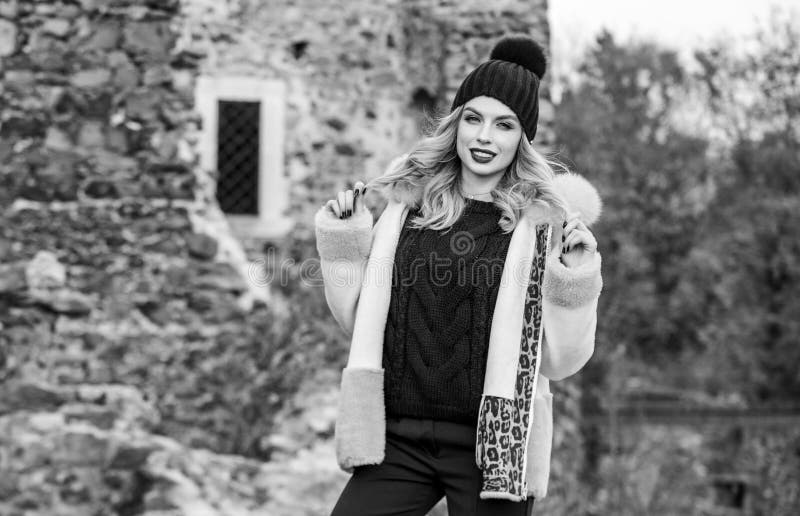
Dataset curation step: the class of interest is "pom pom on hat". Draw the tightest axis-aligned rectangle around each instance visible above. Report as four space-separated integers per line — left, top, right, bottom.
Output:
490 36 547 80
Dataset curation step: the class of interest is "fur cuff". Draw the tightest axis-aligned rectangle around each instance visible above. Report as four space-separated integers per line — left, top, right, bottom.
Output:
542 251 602 308
335 367 386 472
314 206 373 262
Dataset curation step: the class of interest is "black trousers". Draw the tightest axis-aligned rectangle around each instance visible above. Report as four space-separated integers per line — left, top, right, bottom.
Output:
331 416 535 516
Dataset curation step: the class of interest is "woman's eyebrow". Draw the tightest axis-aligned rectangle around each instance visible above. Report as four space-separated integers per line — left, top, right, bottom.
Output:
464 107 517 121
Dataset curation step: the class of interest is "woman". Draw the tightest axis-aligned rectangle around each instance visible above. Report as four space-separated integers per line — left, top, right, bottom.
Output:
315 35 602 516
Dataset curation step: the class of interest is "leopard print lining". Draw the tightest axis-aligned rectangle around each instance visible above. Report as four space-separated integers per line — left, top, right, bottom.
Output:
475 223 550 500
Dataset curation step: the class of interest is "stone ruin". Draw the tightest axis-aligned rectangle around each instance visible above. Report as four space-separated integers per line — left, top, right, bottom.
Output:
0 1 556 514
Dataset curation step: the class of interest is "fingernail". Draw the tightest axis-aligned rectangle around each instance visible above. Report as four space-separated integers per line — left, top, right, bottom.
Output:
354 190 360 199
347 210 351 216
363 187 368 194
562 221 567 228
562 246 566 254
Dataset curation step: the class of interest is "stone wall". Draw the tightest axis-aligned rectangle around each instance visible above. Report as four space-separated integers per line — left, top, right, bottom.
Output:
180 0 553 245
0 1 295 513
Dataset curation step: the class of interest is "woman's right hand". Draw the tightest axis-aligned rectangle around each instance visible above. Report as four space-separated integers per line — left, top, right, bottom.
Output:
324 181 367 219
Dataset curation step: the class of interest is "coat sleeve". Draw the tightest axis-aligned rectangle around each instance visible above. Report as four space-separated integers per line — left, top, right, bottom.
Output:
314 205 375 337
539 247 603 381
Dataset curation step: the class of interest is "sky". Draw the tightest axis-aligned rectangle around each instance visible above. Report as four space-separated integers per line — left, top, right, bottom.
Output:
549 0 799 76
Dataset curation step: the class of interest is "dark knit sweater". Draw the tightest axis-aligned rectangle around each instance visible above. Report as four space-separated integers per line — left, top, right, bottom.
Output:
383 198 514 424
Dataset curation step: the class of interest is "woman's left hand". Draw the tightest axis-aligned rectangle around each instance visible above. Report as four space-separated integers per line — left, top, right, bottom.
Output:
560 212 598 268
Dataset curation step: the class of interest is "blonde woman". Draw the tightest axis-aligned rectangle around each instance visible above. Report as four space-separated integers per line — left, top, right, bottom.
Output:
316 36 603 516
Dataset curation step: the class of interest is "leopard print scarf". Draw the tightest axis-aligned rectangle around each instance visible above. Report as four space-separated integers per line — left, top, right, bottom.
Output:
475 223 550 501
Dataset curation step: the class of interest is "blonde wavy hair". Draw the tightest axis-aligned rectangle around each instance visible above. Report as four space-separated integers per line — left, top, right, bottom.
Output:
369 105 569 234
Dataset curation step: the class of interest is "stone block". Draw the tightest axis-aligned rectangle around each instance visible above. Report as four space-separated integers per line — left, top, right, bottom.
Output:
123 21 174 58
0 381 65 414
30 288 95 316
0 262 27 294
53 430 110 466
3 68 34 91
0 0 19 19
0 471 20 499
79 19 121 50
77 121 106 149
185 233 218 260
108 441 159 469
84 179 121 199
26 250 67 289
28 411 66 432
45 126 74 151
41 18 72 38
105 127 130 153
143 64 173 86
125 89 161 122
61 404 116 430
0 18 17 56
70 68 111 89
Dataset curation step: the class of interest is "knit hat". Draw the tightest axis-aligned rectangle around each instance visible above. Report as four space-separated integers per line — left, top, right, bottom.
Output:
451 35 547 141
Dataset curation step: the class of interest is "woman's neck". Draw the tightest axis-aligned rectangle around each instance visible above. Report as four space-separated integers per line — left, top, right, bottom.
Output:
459 168 503 201
463 191 494 201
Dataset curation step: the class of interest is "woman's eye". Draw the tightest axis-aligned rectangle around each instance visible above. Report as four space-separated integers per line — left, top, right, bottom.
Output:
498 122 513 130
465 115 480 123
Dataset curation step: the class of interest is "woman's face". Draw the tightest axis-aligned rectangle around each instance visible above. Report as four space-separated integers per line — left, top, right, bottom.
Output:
456 96 523 181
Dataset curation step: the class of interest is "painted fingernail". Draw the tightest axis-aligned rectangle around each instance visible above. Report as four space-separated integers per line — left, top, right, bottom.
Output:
347 210 351 216
562 221 567 228
354 189 360 199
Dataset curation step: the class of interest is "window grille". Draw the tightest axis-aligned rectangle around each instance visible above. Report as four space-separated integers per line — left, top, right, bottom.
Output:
216 100 260 215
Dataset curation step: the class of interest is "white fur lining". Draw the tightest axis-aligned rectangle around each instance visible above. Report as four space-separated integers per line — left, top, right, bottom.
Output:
335 367 386 472
542 251 602 308
314 206 373 262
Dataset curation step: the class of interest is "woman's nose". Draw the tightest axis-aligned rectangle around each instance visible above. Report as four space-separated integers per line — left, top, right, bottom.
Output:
477 123 492 143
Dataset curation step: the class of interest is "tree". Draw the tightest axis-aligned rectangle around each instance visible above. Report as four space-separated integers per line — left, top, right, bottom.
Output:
692 9 800 401
554 31 714 367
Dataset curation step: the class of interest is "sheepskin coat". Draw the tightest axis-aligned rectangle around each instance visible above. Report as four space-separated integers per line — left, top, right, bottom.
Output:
314 173 603 501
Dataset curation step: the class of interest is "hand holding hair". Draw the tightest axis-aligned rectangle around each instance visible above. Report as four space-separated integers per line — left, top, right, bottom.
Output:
325 181 368 219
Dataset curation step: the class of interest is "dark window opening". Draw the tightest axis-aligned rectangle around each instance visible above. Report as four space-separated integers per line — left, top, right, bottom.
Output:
712 477 747 509
216 100 260 215
290 40 309 59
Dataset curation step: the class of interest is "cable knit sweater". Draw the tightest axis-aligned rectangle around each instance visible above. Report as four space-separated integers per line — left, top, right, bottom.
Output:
384 199 513 424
